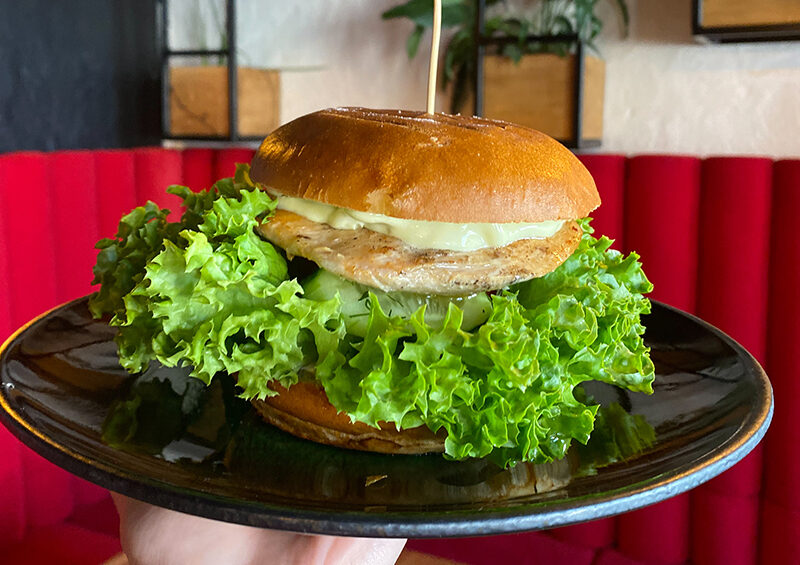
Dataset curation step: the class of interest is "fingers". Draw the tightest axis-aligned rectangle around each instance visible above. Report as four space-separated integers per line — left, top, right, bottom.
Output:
288 535 407 565
111 494 407 565
113 494 290 565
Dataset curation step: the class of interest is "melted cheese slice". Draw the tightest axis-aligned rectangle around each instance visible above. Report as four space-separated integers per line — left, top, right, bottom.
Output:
269 191 564 252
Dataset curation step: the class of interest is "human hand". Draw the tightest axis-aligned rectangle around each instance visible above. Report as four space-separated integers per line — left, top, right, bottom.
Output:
112 494 407 565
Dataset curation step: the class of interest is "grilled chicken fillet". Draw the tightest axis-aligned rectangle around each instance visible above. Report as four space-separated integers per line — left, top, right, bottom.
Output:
257 210 582 295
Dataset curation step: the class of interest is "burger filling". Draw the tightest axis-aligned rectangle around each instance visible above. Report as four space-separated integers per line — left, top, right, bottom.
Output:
269 189 565 252
91 165 654 467
256 210 582 295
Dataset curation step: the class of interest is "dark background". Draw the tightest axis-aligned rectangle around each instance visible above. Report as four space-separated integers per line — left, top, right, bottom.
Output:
0 0 161 152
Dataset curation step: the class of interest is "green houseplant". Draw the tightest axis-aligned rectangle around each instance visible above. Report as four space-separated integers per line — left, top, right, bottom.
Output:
383 0 628 118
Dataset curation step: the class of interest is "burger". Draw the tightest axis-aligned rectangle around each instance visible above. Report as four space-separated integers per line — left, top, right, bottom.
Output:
90 107 654 467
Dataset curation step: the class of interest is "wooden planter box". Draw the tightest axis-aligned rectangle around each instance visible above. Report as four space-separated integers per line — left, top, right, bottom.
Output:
700 0 800 27
481 53 605 142
168 66 280 137
694 0 800 41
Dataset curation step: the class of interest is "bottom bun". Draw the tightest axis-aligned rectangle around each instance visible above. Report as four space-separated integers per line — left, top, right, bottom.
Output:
252 382 446 454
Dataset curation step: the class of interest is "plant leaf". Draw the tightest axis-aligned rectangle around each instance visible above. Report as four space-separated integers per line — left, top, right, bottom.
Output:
407 24 425 58
382 0 468 29
450 57 473 114
612 0 630 36
502 43 523 64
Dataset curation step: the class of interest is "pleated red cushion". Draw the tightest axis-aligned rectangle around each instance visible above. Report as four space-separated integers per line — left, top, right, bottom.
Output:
0 426 25 549
0 153 59 329
763 159 800 501
133 148 183 219
1 149 797 565
760 500 800 565
213 148 256 180
549 519 616 550
693 157 773 565
594 547 652 565
19 446 76 531
70 476 112 508
617 496 689 565
2 523 121 565
578 154 626 246
760 160 800 562
693 489 760 565
67 495 120 539
0 158 12 342
762 408 800 504
407 532 596 565
182 148 215 192
50 152 100 303
624 155 701 312
0 147 260 565
696 157 772 363
615 155 701 565
95 150 138 239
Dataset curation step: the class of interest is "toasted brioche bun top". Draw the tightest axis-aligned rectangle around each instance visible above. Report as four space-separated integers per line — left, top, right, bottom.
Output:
250 107 600 224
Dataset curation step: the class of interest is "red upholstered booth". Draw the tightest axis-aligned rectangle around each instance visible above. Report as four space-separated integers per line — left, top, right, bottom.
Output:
0 148 797 564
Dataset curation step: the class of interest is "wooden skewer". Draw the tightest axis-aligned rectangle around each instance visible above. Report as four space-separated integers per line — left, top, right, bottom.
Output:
427 0 442 115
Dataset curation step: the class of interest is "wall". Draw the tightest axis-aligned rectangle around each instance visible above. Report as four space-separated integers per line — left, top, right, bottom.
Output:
170 0 800 157
0 1 161 152
597 0 800 157
168 0 435 122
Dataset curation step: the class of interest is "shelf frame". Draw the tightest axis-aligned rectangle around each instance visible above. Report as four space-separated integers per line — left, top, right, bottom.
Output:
472 0 601 150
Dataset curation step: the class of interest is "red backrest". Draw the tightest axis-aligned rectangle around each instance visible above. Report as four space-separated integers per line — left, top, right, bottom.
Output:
411 154 800 565
0 147 255 551
0 149 797 564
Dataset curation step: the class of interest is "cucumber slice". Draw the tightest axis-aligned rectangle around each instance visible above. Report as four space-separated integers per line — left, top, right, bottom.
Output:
302 269 492 337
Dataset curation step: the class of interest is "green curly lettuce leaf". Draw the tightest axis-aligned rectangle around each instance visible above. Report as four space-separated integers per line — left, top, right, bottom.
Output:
515 220 654 393
312 224 654 466
112 186 345 399
92 166 654 467
90 202 177 318
576 401 656 474
91 163 343 398
89 165 260 319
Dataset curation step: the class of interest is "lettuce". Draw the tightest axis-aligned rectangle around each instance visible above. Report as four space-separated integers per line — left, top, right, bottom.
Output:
91 166 654 467
107 170 344 400
576 401 657 473
90 201 176 319
314 222 653 466
90 166 260 319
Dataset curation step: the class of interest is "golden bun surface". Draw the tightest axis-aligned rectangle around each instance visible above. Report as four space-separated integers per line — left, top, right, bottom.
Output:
253 382 445 455
250 107 600 224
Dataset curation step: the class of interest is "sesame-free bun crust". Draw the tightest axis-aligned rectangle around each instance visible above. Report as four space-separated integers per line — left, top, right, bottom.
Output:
253 382 446 455
250 107 599 224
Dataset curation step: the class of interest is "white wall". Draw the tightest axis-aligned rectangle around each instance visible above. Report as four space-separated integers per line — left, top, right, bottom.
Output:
168 0 436 119
597 0 800 157
169 0 800 157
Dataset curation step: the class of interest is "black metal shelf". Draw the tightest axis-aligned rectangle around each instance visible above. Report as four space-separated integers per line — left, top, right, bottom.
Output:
167 49 229 57
158 0 246 142
692 0 800 43
472 0 599 150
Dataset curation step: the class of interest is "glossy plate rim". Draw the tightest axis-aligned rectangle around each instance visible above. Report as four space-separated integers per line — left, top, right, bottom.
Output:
0 298 773 538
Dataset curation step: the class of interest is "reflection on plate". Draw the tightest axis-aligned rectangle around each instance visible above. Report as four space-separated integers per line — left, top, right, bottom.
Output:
0 298 772 537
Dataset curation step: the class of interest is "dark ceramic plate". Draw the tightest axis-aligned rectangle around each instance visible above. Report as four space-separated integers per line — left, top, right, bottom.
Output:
0 298 772 538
